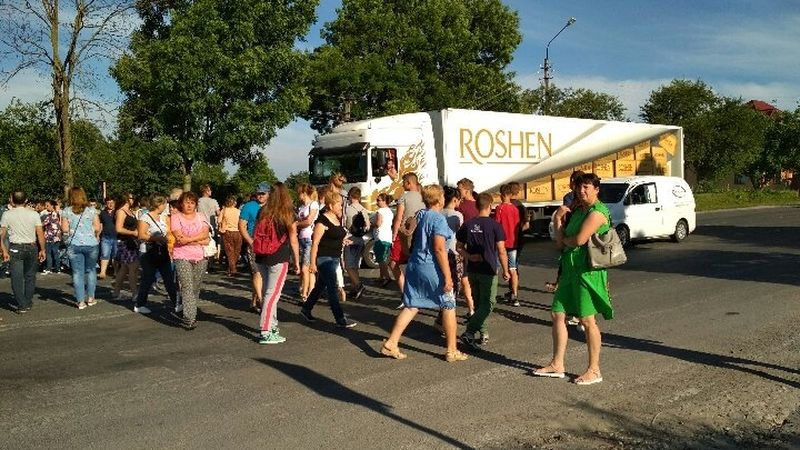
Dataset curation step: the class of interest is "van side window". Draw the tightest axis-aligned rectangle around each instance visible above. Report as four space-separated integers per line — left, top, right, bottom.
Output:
629 183 658 205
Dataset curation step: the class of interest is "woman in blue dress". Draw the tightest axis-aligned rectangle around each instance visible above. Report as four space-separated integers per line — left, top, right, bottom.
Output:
380 184 468 362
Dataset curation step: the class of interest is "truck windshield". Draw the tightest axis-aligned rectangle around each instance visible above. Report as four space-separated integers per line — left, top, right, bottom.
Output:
309 150 368 185
599 183 628 204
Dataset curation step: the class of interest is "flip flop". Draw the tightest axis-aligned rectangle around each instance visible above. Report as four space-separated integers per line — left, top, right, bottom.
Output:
533 365 566 378
575 370 603 385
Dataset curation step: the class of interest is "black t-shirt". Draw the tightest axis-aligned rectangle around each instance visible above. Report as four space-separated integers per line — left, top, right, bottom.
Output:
99 209 117 238
255 220 292 266
315 213 347 258
456 216 506 275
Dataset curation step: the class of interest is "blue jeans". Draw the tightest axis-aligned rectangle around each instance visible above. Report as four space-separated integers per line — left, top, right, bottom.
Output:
68 245 99 302
99 236 117 261
303 256 346 323
136 251 177 307
9 243 39 309
45 242 61 272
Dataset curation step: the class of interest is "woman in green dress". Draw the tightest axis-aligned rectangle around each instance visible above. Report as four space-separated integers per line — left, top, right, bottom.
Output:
534 173 613 385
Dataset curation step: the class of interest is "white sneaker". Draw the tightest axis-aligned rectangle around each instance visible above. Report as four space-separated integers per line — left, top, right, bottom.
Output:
175 303 183 313
133 305 152 314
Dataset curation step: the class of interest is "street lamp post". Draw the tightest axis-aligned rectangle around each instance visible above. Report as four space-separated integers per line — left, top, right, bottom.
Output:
542 17 576 114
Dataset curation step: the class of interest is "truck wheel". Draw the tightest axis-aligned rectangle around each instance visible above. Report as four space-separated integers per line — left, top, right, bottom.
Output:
672 219 689 243
362 239 379 269
616 225 630 248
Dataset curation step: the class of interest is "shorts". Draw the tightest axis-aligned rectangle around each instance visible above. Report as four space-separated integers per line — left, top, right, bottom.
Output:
247 245 258 273
100 236 117 260
344 240 364 269
389 234 408 265
299 238 312 266
506 249 518 270
373 240 392 264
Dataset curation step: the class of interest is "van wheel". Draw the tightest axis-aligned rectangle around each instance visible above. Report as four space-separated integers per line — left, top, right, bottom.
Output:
615 225 630 248
672 219 689 243
362 239 379 269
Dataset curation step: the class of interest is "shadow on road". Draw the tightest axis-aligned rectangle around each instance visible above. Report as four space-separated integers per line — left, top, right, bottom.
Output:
695 224 800 250
256 358 476 450
603 333 800 389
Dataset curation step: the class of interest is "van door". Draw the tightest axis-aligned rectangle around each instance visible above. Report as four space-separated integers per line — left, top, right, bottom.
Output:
625 182 662 238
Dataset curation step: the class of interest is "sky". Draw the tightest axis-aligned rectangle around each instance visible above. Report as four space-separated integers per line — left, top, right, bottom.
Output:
2 0 799 180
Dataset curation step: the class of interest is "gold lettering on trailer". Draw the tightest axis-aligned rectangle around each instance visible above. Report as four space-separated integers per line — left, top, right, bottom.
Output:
459 127 553 165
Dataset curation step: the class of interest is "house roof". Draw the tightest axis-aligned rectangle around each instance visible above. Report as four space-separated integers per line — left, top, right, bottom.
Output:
746 100 781 117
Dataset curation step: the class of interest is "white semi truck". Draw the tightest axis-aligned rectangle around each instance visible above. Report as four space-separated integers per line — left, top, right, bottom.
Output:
308 108 684 237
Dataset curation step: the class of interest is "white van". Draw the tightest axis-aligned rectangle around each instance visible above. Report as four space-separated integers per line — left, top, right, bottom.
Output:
598 176 696 246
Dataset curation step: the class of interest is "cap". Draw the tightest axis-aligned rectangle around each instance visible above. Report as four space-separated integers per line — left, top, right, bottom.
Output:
255 181 271 194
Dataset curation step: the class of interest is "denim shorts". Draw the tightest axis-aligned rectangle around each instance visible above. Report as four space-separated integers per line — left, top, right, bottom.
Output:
100 236 117 260
343 241 364 269
299 238 312 266
506 249 518 270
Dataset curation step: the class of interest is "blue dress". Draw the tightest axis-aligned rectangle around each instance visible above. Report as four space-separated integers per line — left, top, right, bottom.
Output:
402 209 454 310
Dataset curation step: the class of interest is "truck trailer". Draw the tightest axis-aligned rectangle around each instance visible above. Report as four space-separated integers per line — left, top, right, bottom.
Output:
308 108 684 236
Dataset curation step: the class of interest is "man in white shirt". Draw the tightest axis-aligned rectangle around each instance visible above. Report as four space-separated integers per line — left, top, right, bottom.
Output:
0 191 46 313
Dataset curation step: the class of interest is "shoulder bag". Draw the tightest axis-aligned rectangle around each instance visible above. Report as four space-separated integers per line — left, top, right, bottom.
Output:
586 228 627 269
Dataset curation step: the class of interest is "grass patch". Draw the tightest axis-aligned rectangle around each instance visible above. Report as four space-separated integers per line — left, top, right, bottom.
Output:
696 189 800 211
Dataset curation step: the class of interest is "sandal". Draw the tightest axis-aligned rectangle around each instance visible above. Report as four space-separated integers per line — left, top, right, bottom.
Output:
380 341 407 360
445 350 468 362
86 298 97 307
575 369 603 385
532 364 566 378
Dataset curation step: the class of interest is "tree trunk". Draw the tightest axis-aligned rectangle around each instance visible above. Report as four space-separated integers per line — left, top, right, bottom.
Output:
54 79 74 200
182 159 193 192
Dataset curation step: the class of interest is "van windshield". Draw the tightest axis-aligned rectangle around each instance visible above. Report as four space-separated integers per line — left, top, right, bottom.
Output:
308 149 368 185
599 183 628 204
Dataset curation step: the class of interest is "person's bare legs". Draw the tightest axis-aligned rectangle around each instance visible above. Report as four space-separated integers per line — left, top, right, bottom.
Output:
99 259 110 278
460 276 474 314
251 271 262 308
537 312 567 374
510 270 519 297
441 308 459 353
390 261 404 293
378 263 392 282
384 307 418 349
300 266 311 300
577 315 602 382
346 268 361 289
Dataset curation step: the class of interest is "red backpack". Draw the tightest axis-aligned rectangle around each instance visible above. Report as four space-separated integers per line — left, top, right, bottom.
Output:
252 218 287 256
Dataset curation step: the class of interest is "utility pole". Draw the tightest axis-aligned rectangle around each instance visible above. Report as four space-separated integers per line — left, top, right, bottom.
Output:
542 17 576 115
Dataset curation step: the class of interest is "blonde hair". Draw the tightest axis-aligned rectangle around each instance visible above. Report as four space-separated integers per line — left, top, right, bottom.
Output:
68 187 88 214
323 189 342 207
150 194 167 208
297 183 317 201
421 184 443 208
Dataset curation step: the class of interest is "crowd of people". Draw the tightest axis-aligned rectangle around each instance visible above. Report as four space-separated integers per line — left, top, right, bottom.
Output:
0 171 613 385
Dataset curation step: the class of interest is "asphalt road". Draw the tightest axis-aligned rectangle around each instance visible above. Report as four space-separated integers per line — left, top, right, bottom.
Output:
1 206 799 449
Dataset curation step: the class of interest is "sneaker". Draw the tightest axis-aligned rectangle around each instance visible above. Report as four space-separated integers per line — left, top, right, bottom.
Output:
42 270 51 275
511 296 520 307
354 284 366 300
336 318 357 328
86 298 97 307
477 332 490 346
77 301 87 310
175 302 184 313
133 305 152 314
16 307 30 314
299 308 316 323
258 331 287 345
395 300 405 310
459 331 476 347
567 317 580 326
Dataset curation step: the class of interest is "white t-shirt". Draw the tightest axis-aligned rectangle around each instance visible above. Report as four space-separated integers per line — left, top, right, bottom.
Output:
138 212 169 254
297 201 319 240
375 207 393 242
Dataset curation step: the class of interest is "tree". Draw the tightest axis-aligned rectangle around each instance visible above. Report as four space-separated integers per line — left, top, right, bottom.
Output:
304 0 522 133
112 0 318 191
519 85 626 121
748 108 800 190
685 98 770 184
640 79 718 125
229 155 278 198
1 0 134 198
0 101 60 199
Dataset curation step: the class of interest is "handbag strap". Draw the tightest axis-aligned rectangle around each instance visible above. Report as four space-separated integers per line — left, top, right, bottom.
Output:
66 208 87 247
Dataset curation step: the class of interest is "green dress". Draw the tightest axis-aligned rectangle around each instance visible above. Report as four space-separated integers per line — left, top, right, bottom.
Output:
552 202 614 320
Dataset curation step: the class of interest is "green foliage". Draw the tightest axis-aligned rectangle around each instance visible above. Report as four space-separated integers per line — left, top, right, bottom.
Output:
0 101 60 199
685 98 770 184
304 0 522 132
229 155 278 197
640 79 718 125
519 85 626 120
695 188 799 211
743 109 800 188
112 0 318 185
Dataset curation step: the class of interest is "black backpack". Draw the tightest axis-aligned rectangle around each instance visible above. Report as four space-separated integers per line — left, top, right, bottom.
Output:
350 210 368 237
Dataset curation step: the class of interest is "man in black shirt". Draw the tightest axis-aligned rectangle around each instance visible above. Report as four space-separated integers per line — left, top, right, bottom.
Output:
98 196 118 279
